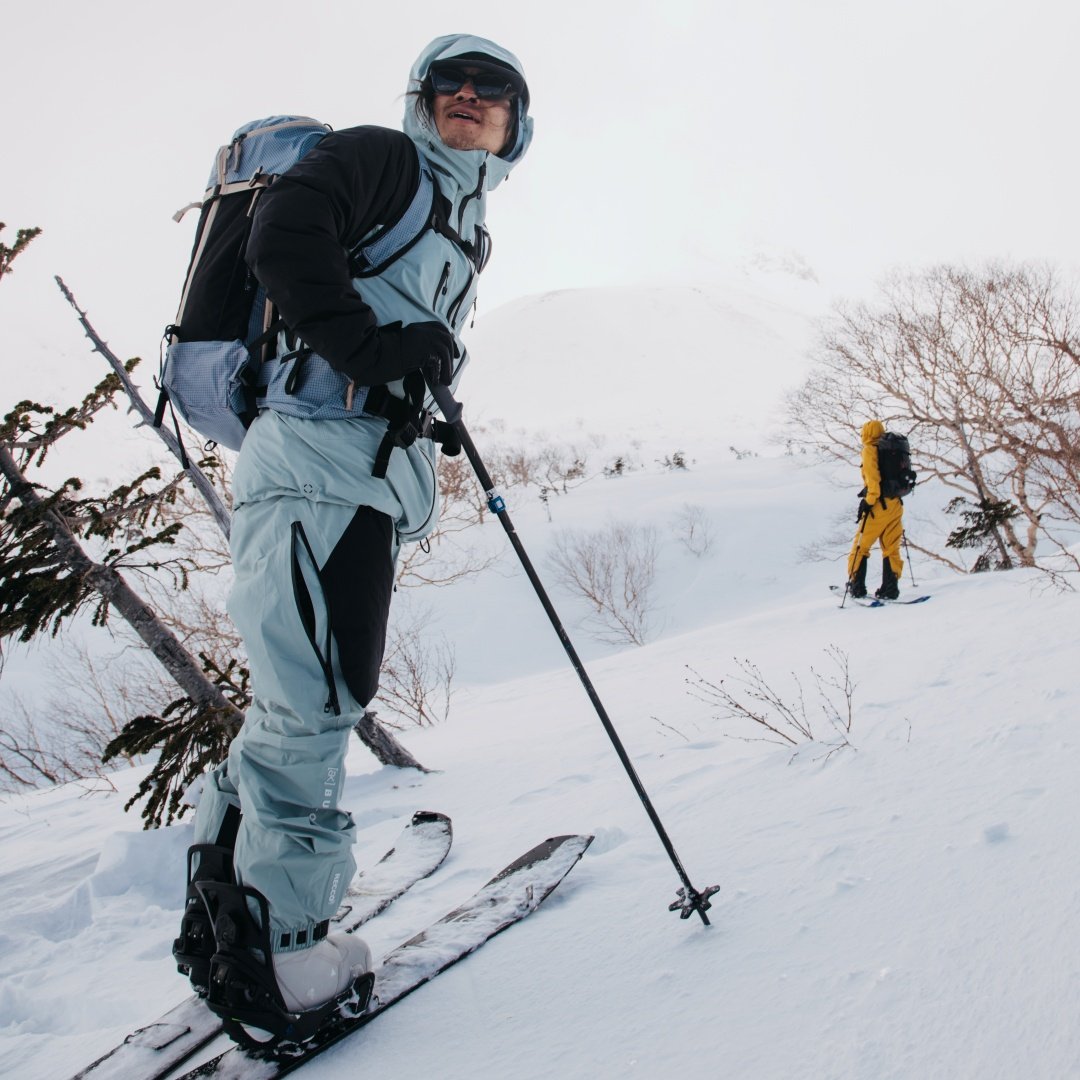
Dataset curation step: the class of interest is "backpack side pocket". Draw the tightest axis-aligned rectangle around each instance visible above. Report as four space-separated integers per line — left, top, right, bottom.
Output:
161 339 255 451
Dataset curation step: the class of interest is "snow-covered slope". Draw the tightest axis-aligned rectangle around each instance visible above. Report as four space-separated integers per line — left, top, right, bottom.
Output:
464 278 820 451
2 280 1079 1080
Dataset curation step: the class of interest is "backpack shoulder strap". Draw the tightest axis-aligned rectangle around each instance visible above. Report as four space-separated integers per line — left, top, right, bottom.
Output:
349 146 436 276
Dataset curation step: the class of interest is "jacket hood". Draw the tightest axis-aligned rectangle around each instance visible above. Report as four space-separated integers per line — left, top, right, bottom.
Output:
403 34 533 189
862 419 885 444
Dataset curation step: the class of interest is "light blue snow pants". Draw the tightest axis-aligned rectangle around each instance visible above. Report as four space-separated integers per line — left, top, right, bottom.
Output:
194 494 398 950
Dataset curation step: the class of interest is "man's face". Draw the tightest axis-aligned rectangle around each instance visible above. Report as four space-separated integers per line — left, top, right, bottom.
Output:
432 66 513 155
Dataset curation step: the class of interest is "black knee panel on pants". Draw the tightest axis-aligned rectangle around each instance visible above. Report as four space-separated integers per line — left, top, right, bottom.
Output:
320 507 395 708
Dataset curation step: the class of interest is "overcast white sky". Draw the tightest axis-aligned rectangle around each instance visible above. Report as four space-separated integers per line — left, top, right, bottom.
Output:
3 0 1079 405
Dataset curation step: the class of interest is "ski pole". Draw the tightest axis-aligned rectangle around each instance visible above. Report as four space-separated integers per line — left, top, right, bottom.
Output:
841 503 871 609
902 532 917 587
429 383 719 926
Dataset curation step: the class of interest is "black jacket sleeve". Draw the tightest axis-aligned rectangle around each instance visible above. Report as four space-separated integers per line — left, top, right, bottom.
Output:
245 125 421 383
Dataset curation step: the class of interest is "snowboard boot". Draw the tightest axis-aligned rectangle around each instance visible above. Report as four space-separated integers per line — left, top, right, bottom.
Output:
848 555 869 599
874 559 899 600
274 935 374 1014
196 878 374 1052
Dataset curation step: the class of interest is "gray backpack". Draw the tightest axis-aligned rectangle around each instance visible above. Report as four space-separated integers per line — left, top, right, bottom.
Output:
156 116 433 452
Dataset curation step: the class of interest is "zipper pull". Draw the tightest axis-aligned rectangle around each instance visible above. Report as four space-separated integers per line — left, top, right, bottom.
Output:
433 261 451 307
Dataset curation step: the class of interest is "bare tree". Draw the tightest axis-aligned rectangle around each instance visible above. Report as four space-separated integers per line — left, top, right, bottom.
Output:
787 261 1080 574
548 521 660 645
0 401 239 721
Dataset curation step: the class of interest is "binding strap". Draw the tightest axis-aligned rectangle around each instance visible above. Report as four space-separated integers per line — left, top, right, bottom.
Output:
197 879 373 1052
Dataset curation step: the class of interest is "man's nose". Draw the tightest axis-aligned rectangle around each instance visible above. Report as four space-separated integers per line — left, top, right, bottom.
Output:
454 81 479 100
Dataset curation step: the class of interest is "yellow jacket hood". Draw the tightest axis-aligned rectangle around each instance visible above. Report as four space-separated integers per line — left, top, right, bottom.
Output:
862 420 885 445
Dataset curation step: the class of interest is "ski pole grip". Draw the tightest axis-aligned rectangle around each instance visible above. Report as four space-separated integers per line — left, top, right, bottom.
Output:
428 381 463 426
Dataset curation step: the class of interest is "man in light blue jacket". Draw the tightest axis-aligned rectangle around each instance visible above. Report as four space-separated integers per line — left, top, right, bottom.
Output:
174 34 532 1042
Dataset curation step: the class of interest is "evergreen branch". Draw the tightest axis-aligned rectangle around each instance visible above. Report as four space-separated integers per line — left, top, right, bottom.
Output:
0 442 243 727
1 380 126 469
0 224 42 282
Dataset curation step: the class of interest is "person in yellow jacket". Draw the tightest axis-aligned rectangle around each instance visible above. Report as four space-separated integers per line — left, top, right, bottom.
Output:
847 419 904 599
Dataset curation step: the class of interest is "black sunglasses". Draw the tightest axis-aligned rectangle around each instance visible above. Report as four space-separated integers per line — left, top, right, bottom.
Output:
429 63 521 100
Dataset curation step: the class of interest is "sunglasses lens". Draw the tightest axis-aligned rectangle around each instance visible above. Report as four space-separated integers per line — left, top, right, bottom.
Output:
430 68 463 95
430 65 518 99
472 74 515 98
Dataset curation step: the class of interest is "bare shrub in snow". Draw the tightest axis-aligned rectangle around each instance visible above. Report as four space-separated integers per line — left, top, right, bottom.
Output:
375 605 456 727
657 450 690 471
602 455 642 478
538 443 588 494
0 693 120 792
687 645 857 760
672 503 713 557
548 522 659 646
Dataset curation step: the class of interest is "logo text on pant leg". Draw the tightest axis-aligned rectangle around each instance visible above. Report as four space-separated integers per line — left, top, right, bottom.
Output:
327 870 343 907
321 767 339 810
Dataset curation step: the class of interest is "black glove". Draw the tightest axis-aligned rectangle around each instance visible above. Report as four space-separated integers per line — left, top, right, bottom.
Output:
857 498 873 521
338 320 457 388
434 419 462 457
399 321 457 387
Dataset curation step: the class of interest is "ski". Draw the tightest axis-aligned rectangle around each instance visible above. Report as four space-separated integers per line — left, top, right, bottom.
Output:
855 596 933 604
173 833 593 1080
71 811 452 1080
830 585 931 607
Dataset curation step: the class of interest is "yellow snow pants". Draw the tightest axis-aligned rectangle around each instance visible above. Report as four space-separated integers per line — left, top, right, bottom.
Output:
848 498 904 578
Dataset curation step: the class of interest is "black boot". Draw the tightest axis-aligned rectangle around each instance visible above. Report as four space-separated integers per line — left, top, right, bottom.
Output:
848 555 868 598
874 559 899 600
